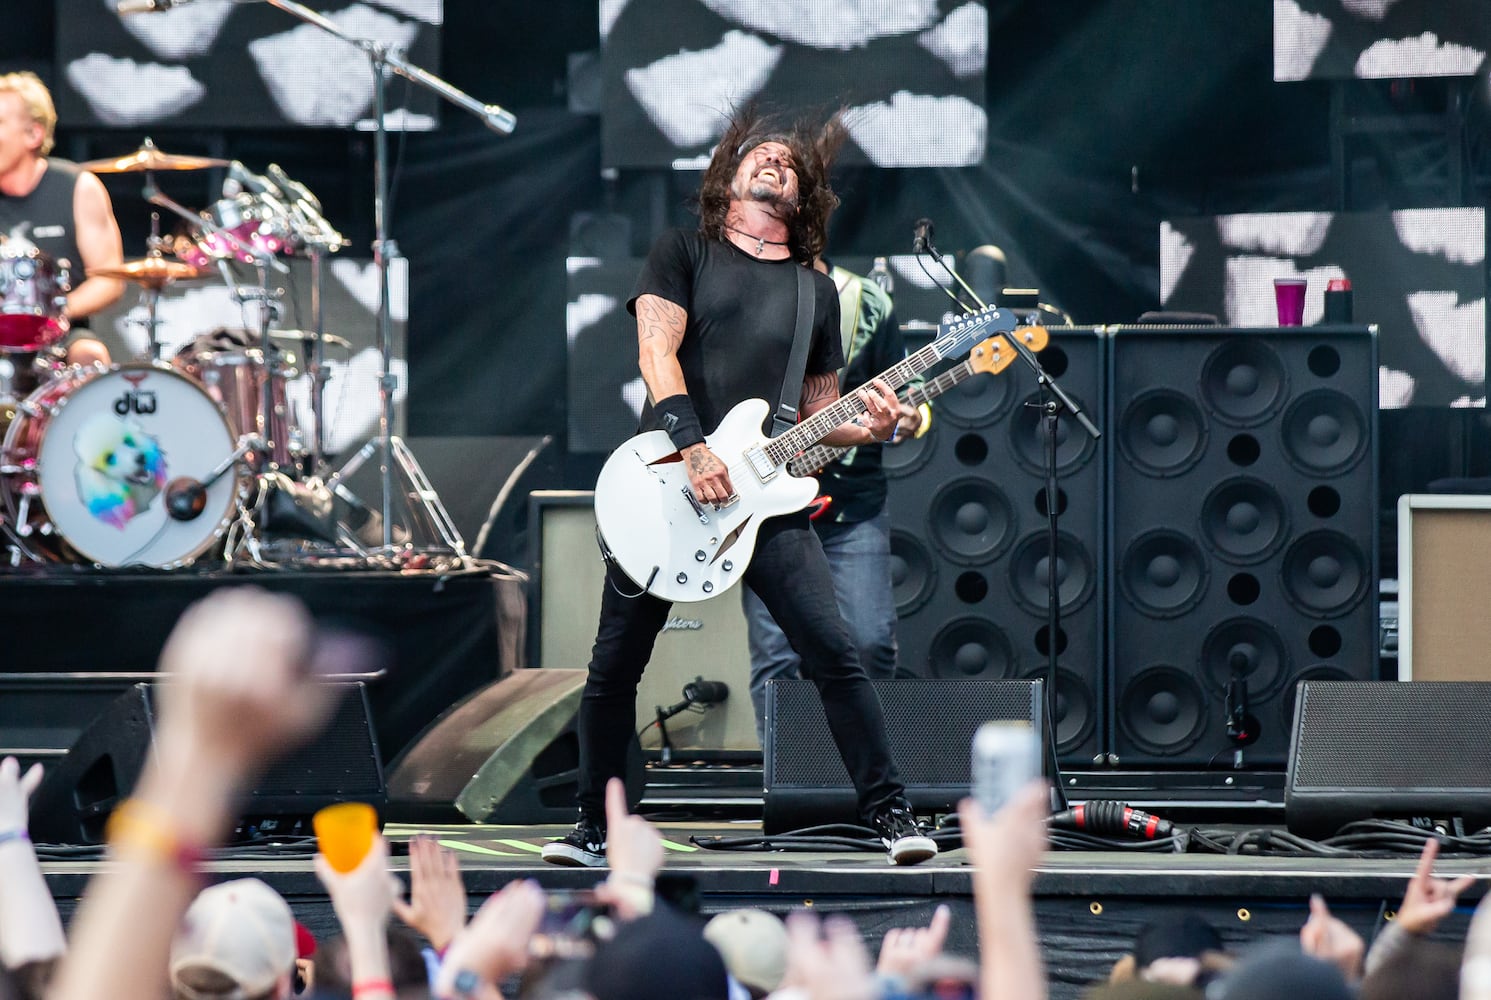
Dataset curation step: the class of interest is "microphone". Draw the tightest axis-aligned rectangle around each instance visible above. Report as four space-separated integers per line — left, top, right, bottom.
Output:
1050 800 1175 841
164 435 264 520
165 477 208 521
682 678 729 705
116 0 192 12
912 217 934 254
1224 650 1259 747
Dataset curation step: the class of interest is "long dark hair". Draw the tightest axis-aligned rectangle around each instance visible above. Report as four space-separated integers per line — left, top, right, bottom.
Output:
693 104 846 264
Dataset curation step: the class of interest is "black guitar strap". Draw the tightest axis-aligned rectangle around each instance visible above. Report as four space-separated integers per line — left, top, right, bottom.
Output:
771 264 816 437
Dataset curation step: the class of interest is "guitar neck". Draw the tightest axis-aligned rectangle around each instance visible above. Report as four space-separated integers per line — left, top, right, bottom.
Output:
786 357 978 476
765 336 959 468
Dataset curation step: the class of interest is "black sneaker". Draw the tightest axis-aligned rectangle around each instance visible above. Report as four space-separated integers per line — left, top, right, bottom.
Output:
871 801 938 866
541 815 607 867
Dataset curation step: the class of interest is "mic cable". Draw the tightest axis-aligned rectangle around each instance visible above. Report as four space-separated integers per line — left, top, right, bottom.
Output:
1050 800 1174 840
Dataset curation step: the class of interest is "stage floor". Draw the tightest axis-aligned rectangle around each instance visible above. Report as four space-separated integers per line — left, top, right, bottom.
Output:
37 818 1487 1000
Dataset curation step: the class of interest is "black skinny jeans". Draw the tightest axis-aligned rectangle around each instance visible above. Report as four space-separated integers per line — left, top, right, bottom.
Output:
576 510 905 824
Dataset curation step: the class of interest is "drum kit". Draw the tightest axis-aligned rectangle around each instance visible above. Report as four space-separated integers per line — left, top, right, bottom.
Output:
0 138 455 572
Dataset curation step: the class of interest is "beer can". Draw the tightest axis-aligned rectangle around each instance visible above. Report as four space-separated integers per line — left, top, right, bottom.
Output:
971 720 1040 816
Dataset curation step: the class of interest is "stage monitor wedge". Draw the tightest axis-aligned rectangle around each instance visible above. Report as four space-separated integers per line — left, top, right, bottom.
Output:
1286 681 1491 839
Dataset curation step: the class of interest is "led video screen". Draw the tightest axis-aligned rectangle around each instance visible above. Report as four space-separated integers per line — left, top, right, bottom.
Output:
601 0 988 169
1274 0 1490 81
57 0 441 129
1160 208 1486 408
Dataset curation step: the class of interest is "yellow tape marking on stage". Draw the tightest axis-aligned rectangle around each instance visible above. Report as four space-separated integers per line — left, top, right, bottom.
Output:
660 838 697 853
437 839 521 856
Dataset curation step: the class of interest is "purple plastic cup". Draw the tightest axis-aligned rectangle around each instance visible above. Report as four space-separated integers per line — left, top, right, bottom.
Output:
1273 277 1307 327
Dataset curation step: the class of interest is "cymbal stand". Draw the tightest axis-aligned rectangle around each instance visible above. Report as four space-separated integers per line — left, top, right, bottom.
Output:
261 0 514 560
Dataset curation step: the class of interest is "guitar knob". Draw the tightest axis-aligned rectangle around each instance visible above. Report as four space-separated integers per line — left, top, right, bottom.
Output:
702 582 714 594
695 550 706 562
675 573 688 585
722 560 733 572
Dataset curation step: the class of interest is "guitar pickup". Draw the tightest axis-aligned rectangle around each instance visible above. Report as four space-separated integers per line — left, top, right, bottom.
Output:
744 445 776 483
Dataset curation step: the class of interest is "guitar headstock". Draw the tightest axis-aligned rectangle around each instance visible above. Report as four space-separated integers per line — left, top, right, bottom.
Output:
931 305 1018 362
968 326 1050 376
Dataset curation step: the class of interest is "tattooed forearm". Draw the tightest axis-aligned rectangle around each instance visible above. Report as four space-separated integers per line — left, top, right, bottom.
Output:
687 448 720 475
801 372 839 410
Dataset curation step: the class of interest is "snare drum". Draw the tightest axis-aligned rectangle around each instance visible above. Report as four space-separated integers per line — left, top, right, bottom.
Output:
1 363 242 567
174 329 300 470
0 244 70 354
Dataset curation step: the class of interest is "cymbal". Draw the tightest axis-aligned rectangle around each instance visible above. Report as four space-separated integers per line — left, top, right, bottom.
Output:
88 256 204 289
269 329 353 349
77 138 228 174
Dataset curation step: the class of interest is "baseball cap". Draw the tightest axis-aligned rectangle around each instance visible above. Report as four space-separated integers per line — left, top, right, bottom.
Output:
583 907 729 1000
703 909 789 997
170 878 297 1000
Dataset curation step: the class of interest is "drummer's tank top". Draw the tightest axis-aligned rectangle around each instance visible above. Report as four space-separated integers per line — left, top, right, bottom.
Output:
0 159 87 291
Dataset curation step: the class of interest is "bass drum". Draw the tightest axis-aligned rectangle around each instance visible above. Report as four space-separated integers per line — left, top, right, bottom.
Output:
1 363 242 567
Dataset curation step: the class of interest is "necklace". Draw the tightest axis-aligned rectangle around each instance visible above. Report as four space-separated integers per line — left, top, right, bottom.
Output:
725 223 788 256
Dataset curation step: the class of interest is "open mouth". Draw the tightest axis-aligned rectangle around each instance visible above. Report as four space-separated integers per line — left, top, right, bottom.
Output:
756 167 780 183
126 469 154 486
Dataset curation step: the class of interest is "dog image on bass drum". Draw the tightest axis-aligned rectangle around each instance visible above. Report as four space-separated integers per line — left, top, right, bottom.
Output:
72 411 168 529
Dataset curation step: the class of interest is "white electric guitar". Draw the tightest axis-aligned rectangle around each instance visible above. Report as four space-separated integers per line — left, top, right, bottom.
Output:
593 305 1028 603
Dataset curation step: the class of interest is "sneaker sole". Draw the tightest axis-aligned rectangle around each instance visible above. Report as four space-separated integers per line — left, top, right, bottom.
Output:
540 844 607 867
886 836 938 866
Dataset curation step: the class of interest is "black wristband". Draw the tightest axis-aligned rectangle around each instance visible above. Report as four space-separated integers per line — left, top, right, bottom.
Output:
653 393 706 451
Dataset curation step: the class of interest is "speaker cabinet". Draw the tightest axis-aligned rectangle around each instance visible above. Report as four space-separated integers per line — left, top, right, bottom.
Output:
527 491 759 753
1108 325 1378 766
887 327 1104 767
1397 494 1491 681
385 668 643 824
762 678 1045 833
1286 680 1491 837
31 682 384 845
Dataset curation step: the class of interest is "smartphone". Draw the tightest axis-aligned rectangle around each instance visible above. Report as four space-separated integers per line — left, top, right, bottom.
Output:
540 889 609 939
971 720 1040 816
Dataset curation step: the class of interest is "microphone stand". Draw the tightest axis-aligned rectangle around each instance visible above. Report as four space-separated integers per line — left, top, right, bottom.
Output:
259 0 515 559
920 237 1100 813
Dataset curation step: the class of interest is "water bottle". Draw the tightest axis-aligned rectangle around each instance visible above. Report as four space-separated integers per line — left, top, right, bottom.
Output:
868 256 893 295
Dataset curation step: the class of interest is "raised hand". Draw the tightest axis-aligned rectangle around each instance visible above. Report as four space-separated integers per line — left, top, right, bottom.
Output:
1397 838 1476 935
876 904 951 981
780 911 877 1000
1299 893 1365 983
434 879 547 997
0 756 42 834
391 835 468 952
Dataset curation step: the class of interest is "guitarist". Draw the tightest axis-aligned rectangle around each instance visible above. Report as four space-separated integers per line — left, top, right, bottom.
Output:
741 257 928 746
542 109 939 868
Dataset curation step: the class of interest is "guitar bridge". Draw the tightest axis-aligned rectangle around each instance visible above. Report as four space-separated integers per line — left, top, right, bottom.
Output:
744 445 776 483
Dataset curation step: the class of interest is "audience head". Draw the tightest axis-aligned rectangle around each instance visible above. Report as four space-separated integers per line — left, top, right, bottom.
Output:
169 879 296 1000
583 906 729 1000
1360 937 1462 1000
702 909 788 998
311 925 428 1000
1207 941 1352 1000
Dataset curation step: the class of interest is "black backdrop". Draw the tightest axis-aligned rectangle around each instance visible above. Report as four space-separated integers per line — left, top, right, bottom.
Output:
5 1 1491 568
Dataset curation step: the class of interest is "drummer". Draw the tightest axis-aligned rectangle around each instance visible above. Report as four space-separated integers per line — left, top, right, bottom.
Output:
0 71 122 372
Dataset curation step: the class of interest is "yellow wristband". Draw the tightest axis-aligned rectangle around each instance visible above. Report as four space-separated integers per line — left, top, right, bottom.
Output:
105 799 206 874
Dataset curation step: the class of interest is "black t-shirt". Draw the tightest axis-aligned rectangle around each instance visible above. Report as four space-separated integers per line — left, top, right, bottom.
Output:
627 228 842 437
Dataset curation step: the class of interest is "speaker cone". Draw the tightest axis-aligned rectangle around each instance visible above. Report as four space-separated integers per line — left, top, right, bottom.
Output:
1118 389 1207 477
1282 389 1367 476
928 617 1015 679
882 424 937 478
938 364 1017 427
1200 477 1288 564
1117 666 1207 756
928 477 1017 565
1119 529 1208 618
1201 617 1288 697
1010 391 1098 475
889 528 937 616
1021 666 1095 755
1283 530 1369 616
1008 530 1096 615
1200 339 1287 426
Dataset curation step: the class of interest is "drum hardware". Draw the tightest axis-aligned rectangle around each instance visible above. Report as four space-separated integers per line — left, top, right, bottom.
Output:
89 213 204 362
0 242 72 355
255 0 512 564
